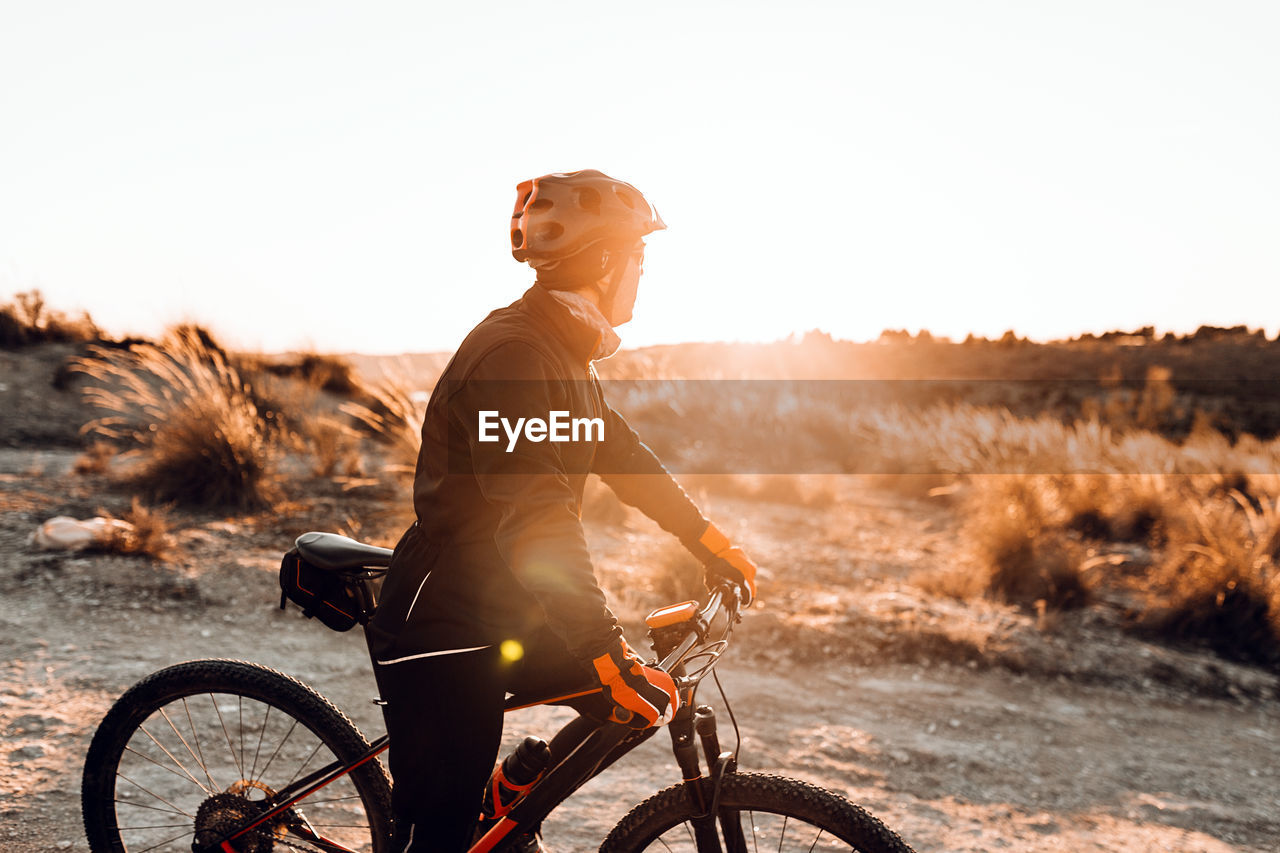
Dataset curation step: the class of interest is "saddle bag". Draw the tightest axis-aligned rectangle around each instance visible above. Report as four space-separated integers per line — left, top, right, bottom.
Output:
278 548 370 632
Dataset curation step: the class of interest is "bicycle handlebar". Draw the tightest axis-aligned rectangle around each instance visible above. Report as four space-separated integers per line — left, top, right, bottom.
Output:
656 582 742 683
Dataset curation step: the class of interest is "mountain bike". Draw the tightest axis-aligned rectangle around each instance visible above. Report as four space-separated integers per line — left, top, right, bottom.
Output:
81 532 917 853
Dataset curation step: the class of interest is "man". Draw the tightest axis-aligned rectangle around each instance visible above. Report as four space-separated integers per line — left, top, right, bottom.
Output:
366 170 758 851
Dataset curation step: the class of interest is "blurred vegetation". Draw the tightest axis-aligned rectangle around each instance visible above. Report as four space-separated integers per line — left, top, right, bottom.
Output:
93 498 178 562
74 326 283 509
0 289 101 348
12 289 1280 672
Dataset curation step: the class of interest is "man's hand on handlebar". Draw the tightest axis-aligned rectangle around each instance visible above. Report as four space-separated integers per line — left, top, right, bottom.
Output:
591 638 680 730
692 523 759 606
704 547 758 607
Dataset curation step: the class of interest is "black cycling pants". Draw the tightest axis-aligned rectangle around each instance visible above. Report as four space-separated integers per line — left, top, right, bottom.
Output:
370 626 617 853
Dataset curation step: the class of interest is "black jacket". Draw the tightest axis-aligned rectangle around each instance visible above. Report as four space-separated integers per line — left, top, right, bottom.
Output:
368 285 709 662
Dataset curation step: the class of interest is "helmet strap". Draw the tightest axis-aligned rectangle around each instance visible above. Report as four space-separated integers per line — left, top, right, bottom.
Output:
594 248 629 325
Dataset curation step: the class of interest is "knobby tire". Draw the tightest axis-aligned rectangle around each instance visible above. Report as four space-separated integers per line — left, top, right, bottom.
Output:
599 772 915 853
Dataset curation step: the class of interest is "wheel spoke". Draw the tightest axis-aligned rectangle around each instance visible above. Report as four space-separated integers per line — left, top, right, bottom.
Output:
116 772 196 819
238 695 246 779
249 703 272 782
134 828 195 853
134 723 210 794
114 799 189 818
86 663 391 853
286 738 326 789
211 693 245 779
122 743 209 793
255 715 300 783
182 696 220 792
157 707 214 794
607 773 911 852
303 794 363 805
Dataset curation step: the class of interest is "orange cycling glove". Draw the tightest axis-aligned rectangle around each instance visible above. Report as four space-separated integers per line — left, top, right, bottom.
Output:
591 639 680 730
695 523 758 606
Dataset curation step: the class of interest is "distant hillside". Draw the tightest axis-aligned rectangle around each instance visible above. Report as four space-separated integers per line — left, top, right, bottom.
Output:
347 330 1280 440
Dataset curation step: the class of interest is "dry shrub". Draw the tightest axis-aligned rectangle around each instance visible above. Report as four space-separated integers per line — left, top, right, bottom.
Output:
73 441 118 475
75 327 280 509
1142 491 1280 667
341 376 426 481
961 476 1090 611
305 415 365 479
649 540 705 604
246 352 362 396
94 498 177 561
0 289 101 348
1057 474 1173 545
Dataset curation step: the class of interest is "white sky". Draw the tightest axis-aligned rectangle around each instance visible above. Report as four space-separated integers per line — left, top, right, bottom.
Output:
2 1 1277 354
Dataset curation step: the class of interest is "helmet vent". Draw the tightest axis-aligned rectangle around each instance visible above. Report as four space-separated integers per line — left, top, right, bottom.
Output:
575 187 602 214
614 188 637 210
541 222 565 240
530 198 554 212
510 228 524 248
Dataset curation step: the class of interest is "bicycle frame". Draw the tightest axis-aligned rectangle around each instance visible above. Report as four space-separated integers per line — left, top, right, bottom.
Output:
197 589 742 853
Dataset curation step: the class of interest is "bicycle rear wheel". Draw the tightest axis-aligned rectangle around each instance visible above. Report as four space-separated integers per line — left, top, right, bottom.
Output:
600 773 914 853
82 659 393 853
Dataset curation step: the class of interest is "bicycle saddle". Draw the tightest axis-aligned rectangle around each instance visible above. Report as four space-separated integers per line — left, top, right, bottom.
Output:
295 532 393 571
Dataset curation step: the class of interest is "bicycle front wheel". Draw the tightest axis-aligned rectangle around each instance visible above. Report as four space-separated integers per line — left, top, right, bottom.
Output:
600 773 915 853
82 659 393 853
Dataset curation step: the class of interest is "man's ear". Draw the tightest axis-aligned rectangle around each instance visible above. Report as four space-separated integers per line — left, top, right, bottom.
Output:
599 249 612 269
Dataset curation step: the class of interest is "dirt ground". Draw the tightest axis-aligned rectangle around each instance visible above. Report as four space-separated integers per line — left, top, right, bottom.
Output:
1 444 1278 853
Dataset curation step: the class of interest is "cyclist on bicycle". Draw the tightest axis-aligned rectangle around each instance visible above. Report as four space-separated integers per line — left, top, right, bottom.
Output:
366 169 758 852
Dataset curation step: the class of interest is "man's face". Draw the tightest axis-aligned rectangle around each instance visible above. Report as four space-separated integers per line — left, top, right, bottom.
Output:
605 247 644 327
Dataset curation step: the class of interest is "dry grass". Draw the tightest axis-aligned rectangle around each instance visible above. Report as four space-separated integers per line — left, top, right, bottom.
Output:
30 309 1280 671
304 416 365 479
0 289 100 347
340 375 426 481
93 498 178 561
74 326 281 509
950 476 1090 611
73 441 118 476
1141 491 1280 667
647 538 706 604
241 351 363 396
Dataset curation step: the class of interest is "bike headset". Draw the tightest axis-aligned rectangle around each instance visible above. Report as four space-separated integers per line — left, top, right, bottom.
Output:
510 169 666 318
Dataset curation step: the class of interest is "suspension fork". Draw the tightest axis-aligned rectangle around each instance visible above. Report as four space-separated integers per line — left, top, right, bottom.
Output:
668 703 721 852
695 706 746 853
667 703 748 853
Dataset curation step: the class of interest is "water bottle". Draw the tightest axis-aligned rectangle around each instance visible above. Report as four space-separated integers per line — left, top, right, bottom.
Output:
479 736 552 821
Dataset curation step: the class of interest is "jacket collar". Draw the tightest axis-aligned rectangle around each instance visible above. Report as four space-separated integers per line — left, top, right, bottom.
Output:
520 284 611 366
